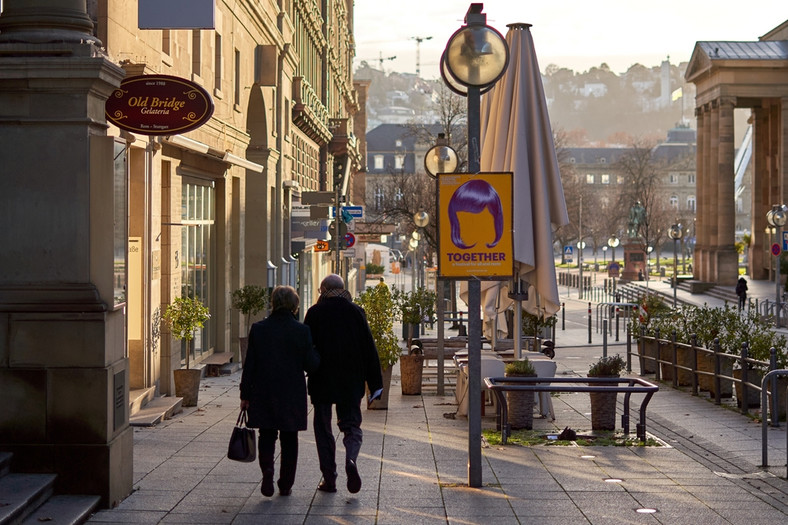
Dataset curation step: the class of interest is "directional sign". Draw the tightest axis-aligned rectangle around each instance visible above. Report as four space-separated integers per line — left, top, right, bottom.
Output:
772 243 781 257
315 240 330 252
344 232 356 248
783 231 788 251
330 205 364 219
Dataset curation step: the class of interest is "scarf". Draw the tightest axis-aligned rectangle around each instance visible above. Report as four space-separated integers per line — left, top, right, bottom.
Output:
319 288 352 302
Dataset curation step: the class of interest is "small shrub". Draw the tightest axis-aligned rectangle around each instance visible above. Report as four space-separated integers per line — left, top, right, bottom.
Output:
366 263 385 275
505 359 536 376
588 354 625 377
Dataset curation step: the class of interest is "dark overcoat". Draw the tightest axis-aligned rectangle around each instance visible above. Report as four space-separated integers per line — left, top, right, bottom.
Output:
239 308 320 431
304 296 383 405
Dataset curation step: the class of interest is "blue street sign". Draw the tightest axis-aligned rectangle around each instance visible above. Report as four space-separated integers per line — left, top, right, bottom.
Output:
783 231 788 251
564 245 573 255
331 205 364 219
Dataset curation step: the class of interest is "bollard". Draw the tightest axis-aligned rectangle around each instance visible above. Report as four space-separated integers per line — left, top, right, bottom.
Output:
587 302 592 344
770 347 780 428
740 342 749 416
626 324 632 372
562 302 566 331
615 306 620 342
602 319 608 357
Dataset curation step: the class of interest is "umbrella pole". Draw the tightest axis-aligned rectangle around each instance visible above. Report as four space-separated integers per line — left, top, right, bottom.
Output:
515 300 522 360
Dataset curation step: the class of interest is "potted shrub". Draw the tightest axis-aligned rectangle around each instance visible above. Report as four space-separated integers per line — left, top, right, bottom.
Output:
231 284 269 364
393 287 437 347
587 354 625 431
504 359 537 430
164 296 211 407
356 284 400 409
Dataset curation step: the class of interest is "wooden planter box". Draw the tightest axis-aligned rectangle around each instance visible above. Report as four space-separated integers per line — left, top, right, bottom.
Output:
505 372 536 430
658 341 693 386
400 354 424 395
638 339 658 374
696 350 733 398
733 368 763 409
589 375 619 431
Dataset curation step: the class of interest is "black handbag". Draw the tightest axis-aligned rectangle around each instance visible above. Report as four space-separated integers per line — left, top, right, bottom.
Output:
227 409 257 462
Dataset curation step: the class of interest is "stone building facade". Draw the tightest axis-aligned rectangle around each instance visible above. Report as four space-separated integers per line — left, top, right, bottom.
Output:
0 0 365 507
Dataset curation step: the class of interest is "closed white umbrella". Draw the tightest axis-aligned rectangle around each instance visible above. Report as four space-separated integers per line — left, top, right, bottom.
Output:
475 23 569 347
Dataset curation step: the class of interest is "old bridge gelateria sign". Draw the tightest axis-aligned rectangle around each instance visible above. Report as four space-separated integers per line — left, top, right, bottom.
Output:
105 74 213 136
437 172 513 279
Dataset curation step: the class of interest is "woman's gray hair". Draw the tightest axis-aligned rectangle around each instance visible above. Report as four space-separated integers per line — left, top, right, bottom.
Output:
270 285 299 312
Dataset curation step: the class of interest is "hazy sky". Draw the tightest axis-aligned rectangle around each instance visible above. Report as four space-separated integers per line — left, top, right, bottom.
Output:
353 1 786 77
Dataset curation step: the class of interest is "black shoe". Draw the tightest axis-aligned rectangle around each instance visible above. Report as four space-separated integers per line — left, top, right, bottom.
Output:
277 480 292 496
346 460 361 494
317 479 336 493
261 470 275 497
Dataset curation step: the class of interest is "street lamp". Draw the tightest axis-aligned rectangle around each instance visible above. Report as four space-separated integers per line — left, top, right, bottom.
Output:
766 204 786 326
424 134 459 178
442 3 508 488
602 245 608 265
668 223 683 309
577 240 586 299
413 211 430 290
608 235 620 297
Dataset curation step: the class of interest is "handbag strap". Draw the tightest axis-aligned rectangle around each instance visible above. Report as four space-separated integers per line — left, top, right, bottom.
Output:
236 409 248 427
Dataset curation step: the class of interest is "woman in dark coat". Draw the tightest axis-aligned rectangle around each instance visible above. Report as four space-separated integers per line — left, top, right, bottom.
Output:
240 285 320 497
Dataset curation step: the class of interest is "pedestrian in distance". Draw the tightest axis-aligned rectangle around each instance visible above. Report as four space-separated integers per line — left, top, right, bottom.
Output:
304 274 383 494
735 277 748 310
240 285 320 497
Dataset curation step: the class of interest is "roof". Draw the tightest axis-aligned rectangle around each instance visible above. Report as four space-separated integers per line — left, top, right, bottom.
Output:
696 40 788 61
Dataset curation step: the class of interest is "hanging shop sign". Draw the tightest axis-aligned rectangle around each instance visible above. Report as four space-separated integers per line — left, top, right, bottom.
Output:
437 172 513 279
105 74 214 136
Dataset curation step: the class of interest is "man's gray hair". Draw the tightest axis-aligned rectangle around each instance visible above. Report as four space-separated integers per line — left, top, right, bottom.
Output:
320 274 345 292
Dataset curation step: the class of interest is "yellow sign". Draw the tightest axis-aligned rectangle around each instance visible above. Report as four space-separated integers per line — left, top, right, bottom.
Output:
437 173 513 279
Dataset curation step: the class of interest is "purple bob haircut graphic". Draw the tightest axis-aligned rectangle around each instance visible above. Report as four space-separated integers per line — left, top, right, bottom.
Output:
447 179 504 249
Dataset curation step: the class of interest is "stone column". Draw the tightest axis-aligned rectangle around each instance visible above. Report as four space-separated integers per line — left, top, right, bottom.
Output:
0 0 131 508
751 108 769 280
715 97 738 285
706 100 720 281
695 106 706 281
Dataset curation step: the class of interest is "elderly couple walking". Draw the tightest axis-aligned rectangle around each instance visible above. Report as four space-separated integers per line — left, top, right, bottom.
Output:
239 274 383 497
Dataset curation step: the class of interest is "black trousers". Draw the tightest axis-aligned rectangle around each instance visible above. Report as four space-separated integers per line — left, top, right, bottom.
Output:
258 429 298 490
313 402 362 482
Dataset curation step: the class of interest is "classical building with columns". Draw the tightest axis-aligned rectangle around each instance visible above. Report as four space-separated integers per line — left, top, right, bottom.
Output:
685 20 788 285
0 0 365 507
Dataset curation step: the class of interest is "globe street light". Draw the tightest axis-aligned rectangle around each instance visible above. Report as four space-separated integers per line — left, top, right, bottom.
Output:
766 204 786 326
608 235 620 298
442 3 508 488
668 223 683 309
413 211 430 290
424 134 459 178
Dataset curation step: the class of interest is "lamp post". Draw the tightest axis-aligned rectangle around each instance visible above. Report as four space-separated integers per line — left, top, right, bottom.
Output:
413 210 430 290
608 235 620 297
602 245 608 265
577 240 586 299
442 3 508 488
409 234 419 293
766 205 786 327
424 134 459 178
668 224 683 309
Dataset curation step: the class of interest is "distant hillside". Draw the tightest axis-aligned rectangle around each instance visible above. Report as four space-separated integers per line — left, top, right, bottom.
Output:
355 60 694 145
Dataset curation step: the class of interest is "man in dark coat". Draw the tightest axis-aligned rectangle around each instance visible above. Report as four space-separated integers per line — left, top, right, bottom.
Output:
305 274 383 494
240 285 320 497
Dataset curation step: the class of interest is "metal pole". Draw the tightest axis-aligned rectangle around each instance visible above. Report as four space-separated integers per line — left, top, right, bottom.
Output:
578 196 583 299
603 319 608 357
437 279 445 396
334 186 341 274
467 85 482 488
673 238 678 309
587 302 592 344
777 226 782 328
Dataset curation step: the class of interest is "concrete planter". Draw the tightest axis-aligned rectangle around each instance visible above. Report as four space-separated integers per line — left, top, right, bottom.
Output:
367 366 393 410
174 368 202 407
505 372 536 430
400 354 424 395
589 375 619 431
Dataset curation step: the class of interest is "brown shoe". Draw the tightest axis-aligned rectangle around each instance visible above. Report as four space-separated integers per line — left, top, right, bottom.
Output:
317 479 336 493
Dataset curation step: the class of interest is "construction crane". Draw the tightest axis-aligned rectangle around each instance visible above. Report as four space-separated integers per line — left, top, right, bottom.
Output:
360 52 397 71
411 35 432 77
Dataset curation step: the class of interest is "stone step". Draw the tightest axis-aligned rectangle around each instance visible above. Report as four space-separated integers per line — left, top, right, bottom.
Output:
19 495 100 525
128 386 156 417
129 396 183 427
0 473 56 525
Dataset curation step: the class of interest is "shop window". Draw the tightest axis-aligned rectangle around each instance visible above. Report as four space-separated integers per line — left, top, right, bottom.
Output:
586 174 594 184
181 181 215 364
